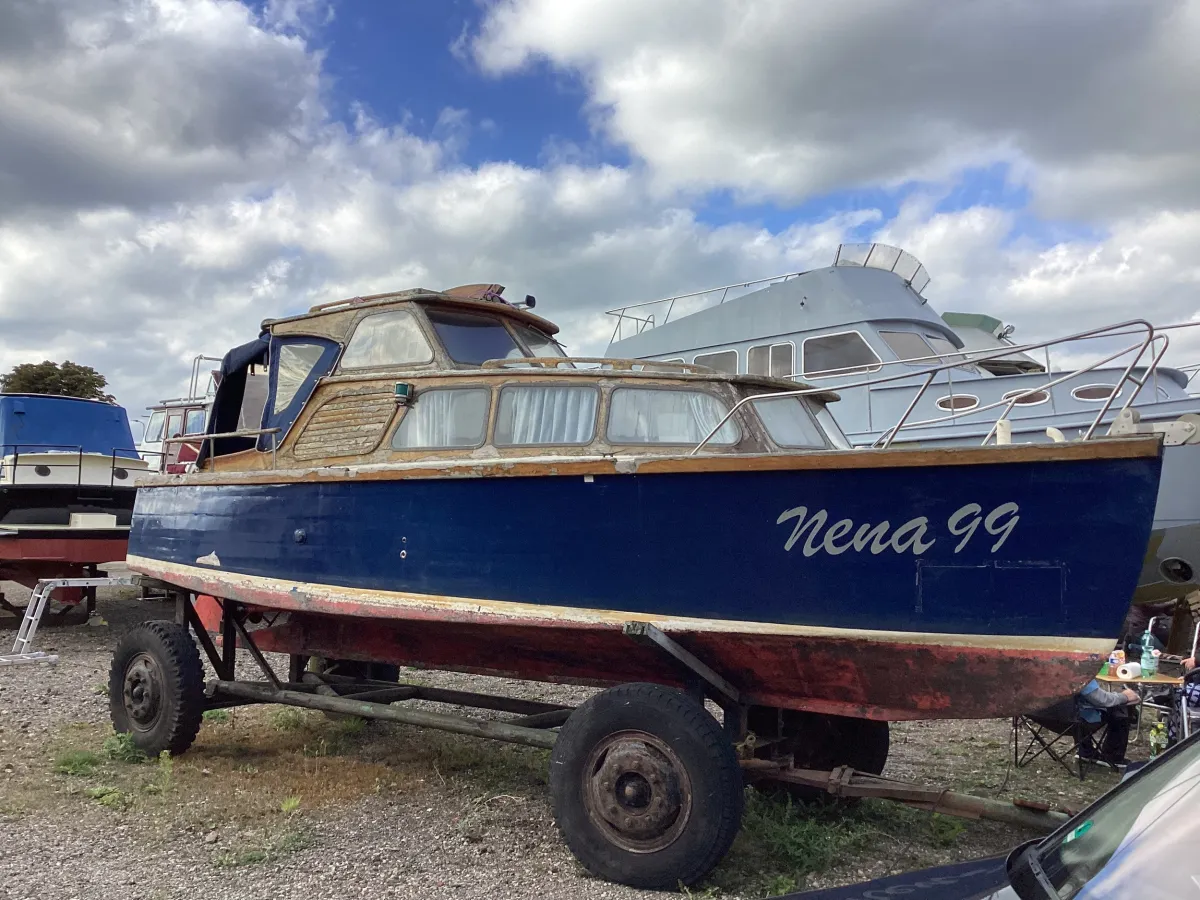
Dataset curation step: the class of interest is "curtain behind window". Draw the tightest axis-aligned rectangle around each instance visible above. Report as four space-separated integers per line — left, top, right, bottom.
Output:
393 389 489 448
608 389 739 444
495 385 597 445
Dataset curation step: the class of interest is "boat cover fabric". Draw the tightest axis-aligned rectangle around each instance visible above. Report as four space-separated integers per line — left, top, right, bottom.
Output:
0 394 140 459
196 335 269 465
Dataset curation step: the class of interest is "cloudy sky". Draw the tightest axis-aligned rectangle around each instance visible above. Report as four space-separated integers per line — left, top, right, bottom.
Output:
2 0 1199 423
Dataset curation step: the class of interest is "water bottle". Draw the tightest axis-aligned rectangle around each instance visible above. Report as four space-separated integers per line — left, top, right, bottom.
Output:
1140 632 1159 677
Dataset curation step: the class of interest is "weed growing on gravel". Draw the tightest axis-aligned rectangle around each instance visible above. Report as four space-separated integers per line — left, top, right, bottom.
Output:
269 707 308 731
53 750 101 777
212 827 311 867
928 813 966 847
280 795 301 815
91 684 108 696
202 709 231 725
85 786 130 809
103 731 147 764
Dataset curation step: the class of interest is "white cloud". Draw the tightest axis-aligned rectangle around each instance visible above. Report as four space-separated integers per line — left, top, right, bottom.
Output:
471 0 1200 217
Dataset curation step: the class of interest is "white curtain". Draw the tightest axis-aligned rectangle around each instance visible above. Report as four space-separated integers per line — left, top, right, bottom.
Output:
497 386 597 445
394 389 488 448
608 389 739 444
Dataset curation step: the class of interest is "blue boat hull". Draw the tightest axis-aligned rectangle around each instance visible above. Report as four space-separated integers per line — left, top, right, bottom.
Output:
126 443 1162 718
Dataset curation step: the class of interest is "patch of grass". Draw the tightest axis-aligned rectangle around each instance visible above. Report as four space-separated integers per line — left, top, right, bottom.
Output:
212 827 311 868
91 683 108 696
103 731 147 764
280 795 301 815
202 709 231 725
707 791 926 896
85 785 131 809
330 715 367 738
53 750 101 777
427 736 550 797
269 707 308 731
929 813 966 847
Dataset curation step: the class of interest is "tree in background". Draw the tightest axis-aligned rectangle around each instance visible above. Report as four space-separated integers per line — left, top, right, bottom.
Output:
0 360 115 402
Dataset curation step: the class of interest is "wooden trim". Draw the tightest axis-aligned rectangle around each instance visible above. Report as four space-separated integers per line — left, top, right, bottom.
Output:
135 434 1162 488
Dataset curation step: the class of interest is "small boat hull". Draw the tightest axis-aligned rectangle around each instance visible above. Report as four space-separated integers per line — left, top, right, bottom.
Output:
127 441 1162 719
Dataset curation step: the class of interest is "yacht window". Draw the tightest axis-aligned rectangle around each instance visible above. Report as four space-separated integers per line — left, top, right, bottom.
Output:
801 332 882 378
274 343 328 413
748 343 795 378
1073 384 1119 402
879 331 935 363
814 403 852 449
239 371 270 431
426 308 525 366
144 411 165 443
184 409 206 434
1002 388 1049 406
925 335 981 373
936 394 979 411
392 388 490 449
166 412 184 440
608 388 740 445
510 323 566 359
753 396 826 448
342 310 434 370
694 350 738 375
494 385 598 446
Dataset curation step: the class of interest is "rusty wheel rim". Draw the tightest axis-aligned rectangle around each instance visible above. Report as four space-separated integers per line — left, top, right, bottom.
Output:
581 729 692 854
122 652 164 734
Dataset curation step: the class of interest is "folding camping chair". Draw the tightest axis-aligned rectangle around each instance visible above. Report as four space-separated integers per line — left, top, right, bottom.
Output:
1012 696 1107 781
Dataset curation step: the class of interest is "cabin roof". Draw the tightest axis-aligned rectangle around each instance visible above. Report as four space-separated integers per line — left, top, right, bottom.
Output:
262 285 561 337
0 393 139 458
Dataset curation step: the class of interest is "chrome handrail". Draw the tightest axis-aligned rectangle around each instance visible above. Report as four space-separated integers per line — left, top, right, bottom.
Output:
689 319 1158 455
163 428 282 471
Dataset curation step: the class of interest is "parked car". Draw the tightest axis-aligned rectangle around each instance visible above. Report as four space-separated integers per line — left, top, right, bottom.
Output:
781 729 1200 899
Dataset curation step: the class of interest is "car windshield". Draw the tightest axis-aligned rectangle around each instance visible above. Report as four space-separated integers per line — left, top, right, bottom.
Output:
1030 733 1200 898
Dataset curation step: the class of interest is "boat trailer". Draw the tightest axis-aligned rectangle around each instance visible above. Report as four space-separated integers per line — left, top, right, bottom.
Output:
5 577 1074 888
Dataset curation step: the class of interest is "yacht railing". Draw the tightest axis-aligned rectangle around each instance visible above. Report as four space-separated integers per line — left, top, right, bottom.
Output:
162 428 281 471
605 271 808 344
0 444 145 488
690 319 1162 455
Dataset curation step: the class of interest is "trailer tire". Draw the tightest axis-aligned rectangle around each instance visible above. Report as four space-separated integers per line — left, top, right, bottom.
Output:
109 620 204 757
549 683 743 890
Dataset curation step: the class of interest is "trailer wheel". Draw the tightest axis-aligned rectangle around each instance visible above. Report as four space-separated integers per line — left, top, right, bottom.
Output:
109 621 204 757
549 683 743 890
750 709 889 802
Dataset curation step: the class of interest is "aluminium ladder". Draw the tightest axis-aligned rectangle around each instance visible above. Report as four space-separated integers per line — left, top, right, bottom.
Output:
0 577 134 665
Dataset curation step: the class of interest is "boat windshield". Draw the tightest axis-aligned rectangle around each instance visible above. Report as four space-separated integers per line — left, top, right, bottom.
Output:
511 322 566 359
753 396 826 448
426 309 527 366
1022 734 1200 898
144 411 165 443
925 335 984 375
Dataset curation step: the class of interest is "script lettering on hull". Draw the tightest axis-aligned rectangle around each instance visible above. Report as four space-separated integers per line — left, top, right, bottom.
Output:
778 502 1020 558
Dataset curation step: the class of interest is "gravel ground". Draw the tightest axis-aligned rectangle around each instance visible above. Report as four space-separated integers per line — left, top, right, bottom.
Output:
0 576 1126 900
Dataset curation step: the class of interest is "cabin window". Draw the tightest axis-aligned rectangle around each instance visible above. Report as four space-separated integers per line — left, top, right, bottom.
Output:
426 308 526 366
165 412 184 440
144 411 165 443
1072 384 1119 402
748 343 795 378
510 323 566 359
753 396 826 448
341 310 434 369
879 331 935 363
274 343 328 412
1002 388 1050 406
801 332 882 378
813 403 852 449
392 388 490 450
925 335 981 373
936 394 979 412
494 385 598 446
184 409 206 434
607 388 740 445
693 350 738 375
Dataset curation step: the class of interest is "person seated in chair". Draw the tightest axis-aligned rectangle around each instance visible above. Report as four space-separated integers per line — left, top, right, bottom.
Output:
1077 679 1139 768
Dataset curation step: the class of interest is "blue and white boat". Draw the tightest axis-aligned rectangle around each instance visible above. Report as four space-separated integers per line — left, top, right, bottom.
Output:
124 283 1163 725
605 244 1200 608
0 393 149 604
